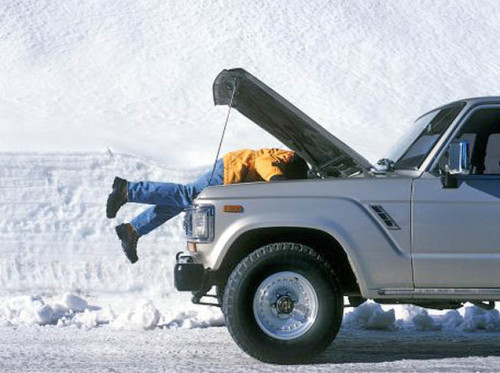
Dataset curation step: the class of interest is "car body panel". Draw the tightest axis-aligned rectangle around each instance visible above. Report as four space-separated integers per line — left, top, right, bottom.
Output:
195 177 413 298
413 175 500 289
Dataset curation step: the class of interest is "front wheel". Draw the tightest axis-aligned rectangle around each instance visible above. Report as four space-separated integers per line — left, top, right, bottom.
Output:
222 243 343 364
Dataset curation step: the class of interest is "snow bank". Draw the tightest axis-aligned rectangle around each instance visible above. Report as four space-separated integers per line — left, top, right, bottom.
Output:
3 293 498 334
0 153 204 294
1 152 500 331
344 302 500 333
403 306 442 331
62 293 88 313
344 302 396 330
0 294 89 327
111 300 161 330
0 293 224 331
0 152 225 330
2 1 500 166
163 310 225 330
461 307 500 332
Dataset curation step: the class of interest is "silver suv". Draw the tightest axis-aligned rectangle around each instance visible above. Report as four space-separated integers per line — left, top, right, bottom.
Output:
175 69 500 363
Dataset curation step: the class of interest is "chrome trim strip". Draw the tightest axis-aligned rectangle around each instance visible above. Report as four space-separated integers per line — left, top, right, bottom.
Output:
379 288 500 296
378 288 414 296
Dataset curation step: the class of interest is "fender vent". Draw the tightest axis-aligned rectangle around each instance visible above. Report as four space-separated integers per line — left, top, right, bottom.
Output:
370 205 400 230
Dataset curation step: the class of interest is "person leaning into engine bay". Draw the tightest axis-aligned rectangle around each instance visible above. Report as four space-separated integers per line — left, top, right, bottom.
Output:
106 148 308 263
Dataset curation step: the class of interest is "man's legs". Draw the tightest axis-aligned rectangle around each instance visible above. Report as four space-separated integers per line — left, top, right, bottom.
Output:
127 159 224 236
128 183 192 236
108 159 223 263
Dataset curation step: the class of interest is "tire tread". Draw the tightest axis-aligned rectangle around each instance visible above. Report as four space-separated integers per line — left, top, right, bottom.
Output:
222 242 343 364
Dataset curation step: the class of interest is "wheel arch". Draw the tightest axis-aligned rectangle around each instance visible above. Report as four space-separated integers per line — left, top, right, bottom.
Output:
215 227 361 296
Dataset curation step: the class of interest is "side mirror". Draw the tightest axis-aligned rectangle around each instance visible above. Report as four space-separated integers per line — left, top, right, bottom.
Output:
447 140 470 174
441 140 469 189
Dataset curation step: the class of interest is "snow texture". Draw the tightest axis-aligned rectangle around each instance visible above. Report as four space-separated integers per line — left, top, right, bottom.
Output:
2 326 500 372
2 0 500 166
344 302 396 330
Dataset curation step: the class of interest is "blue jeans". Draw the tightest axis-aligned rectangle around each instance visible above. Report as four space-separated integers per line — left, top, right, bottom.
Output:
128 159 223 236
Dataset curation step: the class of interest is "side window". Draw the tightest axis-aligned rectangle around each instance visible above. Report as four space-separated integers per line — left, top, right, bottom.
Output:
440 108 500 175
484 134 500 174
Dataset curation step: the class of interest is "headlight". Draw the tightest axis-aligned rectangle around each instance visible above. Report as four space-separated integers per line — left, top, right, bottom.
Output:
184 205 215 243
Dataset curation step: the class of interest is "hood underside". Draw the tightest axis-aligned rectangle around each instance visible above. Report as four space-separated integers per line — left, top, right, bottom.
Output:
213 68 373 177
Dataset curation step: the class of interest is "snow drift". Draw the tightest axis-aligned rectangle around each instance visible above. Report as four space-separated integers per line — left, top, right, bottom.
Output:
0 152 226 329
2 1 500 166
2 291 499 335
343 302 500 333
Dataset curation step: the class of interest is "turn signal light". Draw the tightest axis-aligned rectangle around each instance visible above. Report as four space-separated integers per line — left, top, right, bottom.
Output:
223 205 244 213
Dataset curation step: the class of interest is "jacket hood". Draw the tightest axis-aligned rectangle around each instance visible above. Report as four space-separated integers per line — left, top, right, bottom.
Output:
213 68 373 177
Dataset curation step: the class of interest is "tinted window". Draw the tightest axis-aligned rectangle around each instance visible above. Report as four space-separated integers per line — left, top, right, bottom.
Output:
454 108 500 175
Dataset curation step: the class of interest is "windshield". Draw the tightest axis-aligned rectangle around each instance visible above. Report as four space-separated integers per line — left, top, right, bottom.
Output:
392 103 465 170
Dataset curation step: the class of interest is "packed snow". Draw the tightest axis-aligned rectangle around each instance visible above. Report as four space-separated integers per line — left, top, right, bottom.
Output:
2 0 500 370
3 291 500 335
0 152 224 331
2 0 500 166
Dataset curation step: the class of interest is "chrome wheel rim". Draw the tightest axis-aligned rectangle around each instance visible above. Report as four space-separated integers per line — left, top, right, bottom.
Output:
252 271 318 340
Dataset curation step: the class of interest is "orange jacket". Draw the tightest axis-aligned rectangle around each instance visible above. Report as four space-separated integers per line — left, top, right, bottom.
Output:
223 148 295 185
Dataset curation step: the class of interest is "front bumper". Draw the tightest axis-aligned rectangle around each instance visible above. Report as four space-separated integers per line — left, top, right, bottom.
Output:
174 252 213 292
174 252 221 307
174 252 205 291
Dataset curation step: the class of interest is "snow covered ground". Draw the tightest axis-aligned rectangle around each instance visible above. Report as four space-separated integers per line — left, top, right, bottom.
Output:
2 0 500 370
2 318 500 372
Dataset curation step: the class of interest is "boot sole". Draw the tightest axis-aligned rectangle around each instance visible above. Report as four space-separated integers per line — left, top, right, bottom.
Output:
115 225 139 264
106 178 127 219
115 224 126 239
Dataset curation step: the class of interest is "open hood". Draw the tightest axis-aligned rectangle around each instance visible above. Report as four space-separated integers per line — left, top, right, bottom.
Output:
213 68 373 177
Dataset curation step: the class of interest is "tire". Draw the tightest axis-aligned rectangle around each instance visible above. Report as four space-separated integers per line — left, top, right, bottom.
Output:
222 242 343 364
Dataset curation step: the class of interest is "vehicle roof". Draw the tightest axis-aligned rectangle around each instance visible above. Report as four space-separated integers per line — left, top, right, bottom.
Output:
451 96 500 105
417 96 500 121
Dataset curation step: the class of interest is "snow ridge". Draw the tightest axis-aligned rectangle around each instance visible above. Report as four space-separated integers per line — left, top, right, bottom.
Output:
0 152 205 294
0 152 228 329
2 1 500 166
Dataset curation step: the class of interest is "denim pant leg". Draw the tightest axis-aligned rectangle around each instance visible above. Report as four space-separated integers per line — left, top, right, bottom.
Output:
129 159 224 236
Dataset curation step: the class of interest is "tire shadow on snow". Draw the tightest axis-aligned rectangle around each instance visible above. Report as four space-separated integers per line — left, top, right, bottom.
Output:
315 329 500 364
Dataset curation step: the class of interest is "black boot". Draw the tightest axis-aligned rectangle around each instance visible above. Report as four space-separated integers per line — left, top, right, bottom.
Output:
106 177 128 218
115 223 139 264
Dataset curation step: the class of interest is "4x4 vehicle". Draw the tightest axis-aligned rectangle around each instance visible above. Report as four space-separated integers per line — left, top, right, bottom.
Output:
175 68 500 363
